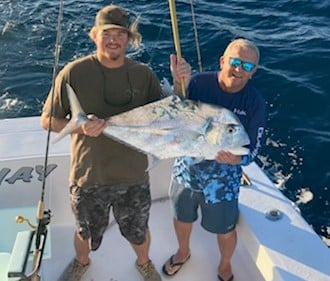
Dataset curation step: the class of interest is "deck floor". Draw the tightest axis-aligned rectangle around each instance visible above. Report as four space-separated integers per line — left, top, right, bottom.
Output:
39 198 265 281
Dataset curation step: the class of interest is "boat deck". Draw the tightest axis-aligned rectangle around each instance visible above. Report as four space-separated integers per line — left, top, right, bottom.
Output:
40 198 265 281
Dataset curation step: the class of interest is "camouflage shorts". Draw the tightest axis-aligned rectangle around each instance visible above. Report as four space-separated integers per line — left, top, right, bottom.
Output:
70 182 151 250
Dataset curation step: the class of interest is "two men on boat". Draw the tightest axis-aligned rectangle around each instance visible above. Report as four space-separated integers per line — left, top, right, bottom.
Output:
41 4 266 281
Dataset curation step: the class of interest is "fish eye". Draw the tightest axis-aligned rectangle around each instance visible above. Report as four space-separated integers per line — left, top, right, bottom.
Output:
227 125 237 134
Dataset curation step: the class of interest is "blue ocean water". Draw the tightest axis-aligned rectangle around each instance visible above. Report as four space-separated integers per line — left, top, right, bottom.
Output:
0 0 329 246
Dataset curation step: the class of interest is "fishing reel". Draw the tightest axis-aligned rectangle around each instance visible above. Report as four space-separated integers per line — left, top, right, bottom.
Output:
16 209 51 230
8 208 52 281
16 210 51 229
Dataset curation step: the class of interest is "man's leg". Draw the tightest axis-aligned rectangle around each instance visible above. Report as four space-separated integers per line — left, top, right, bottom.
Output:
172 218 192 261
57 231 91 281
217 229 236 280
162 218 192 276
74 231 91 265
131 229 151 266
132 230 161 281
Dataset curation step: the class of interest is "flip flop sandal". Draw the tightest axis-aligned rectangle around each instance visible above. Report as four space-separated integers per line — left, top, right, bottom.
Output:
218 274 234 281
162 254 191 276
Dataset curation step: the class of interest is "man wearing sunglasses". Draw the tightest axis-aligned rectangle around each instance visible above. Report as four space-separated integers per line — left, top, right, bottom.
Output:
163 38 266 281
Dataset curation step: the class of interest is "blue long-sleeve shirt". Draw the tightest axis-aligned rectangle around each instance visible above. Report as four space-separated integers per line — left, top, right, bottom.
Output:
173 72 267 203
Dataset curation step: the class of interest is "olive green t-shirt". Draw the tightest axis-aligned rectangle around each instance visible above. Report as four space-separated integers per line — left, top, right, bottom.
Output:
42 54 162 188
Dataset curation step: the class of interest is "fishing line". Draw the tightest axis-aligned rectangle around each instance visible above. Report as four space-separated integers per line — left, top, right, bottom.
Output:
145 8 168 69
41 0 64 204
189 0 203 72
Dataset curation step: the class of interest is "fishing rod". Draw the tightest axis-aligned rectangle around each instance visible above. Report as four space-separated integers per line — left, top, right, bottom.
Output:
29 0 65 276
7 1 64 280
26 0 65 271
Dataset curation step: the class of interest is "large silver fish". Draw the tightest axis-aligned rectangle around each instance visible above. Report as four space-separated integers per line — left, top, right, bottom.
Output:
53 84 250 160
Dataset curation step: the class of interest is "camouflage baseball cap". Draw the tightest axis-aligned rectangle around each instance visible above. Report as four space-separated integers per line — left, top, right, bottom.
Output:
94 5 129 31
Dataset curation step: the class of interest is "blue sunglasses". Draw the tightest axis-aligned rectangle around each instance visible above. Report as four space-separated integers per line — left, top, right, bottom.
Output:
229 57 256 72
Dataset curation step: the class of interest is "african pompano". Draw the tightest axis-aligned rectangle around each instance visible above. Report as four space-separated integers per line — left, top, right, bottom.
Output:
53 84 250 160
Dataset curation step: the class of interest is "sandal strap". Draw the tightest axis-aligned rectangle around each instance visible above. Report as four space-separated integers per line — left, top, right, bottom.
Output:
169 254 190 267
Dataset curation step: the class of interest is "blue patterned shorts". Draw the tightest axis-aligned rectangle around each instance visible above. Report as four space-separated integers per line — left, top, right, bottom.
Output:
169 178 239 234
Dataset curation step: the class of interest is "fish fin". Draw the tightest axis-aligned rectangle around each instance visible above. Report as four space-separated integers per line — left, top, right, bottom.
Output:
160 77 175 97
66 83 86 117
52 118 80 143
52 83 88 143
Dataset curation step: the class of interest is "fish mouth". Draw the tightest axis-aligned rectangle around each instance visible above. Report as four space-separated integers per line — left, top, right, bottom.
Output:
227 146 250 156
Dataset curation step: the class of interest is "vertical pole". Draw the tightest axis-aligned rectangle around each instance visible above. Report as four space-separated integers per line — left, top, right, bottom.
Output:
168 0 186 97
